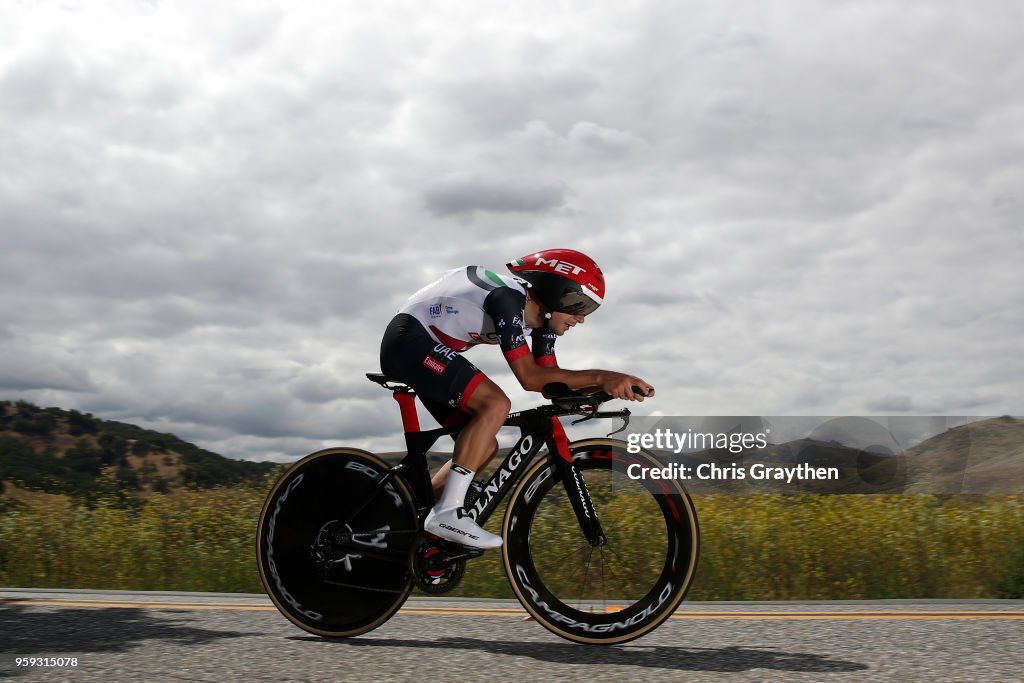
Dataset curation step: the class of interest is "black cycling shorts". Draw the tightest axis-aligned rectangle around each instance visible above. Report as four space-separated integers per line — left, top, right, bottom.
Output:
379 313 485 427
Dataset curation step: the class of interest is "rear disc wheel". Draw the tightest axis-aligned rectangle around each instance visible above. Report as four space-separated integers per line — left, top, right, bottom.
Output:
257 448 418 637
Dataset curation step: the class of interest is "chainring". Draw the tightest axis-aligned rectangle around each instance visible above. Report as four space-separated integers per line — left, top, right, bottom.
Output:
410 538 468 594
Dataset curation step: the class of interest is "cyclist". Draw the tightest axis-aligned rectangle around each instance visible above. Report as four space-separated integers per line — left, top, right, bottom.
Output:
379 248 654 549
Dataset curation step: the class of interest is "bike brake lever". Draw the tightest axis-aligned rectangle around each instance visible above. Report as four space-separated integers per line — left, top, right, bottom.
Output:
606 410 630 437
569 408 631 438
570 409 598 427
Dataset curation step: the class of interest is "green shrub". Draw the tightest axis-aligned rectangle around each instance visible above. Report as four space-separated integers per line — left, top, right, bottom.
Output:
0 490 1020 599
997 543 1024 599
0 485 268 592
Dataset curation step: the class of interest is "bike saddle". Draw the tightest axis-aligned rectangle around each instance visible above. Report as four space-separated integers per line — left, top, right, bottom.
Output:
366 372 412 392
366 372 392 385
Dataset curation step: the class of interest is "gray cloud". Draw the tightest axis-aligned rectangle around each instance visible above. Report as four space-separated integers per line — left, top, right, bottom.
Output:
1 1 1021 462
0 339 96 393
424 180 565 217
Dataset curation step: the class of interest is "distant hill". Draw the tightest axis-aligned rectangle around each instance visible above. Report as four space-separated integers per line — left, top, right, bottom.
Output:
640 416 1024 494
902 416 1024 493
0 399 278 504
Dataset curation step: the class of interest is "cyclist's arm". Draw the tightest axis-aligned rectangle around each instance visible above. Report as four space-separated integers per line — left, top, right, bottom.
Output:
507 355 653 401
483 287 536 365
482 287 652 400
531 328 558 368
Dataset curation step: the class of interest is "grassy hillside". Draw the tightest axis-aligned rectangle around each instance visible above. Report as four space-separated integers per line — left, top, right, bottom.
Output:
0 400 277 505
1 488 1021 600
904 416 1024 493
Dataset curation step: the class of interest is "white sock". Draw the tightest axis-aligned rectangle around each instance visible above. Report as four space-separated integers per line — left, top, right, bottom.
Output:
436 464 474 512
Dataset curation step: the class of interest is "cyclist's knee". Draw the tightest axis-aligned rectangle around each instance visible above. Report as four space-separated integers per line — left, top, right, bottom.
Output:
465 379 510 423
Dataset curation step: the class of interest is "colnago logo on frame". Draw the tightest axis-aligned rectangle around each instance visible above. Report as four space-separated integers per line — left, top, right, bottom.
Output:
468 435 534 518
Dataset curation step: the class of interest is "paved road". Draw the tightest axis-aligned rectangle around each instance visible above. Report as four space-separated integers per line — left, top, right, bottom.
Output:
2 589 1022 682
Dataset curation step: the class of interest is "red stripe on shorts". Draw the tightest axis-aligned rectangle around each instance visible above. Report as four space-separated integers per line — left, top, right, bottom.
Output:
459 371 486 411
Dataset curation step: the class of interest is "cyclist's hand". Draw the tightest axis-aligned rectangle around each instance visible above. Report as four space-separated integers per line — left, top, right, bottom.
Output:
602 373 654 401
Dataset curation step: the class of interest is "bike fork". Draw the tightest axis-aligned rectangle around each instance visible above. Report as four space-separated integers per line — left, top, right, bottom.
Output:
551 446 607 547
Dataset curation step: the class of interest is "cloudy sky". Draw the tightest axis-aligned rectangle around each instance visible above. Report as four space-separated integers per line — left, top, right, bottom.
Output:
2 1 1022 462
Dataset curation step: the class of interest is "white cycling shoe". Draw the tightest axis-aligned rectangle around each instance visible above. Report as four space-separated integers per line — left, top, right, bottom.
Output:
424 506 503 549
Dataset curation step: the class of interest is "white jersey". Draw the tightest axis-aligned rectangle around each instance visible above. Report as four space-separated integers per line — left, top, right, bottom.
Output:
398 266 557 364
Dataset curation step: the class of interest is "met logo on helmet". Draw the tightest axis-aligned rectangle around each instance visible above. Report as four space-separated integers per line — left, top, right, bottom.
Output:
535 257 587 275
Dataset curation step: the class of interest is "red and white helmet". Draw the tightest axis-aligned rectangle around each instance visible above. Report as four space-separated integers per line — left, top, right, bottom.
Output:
507 248 605 316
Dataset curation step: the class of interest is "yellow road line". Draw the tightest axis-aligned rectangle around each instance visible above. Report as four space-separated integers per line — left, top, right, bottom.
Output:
403 607 1024 621
3 599 1023 620
1 599 279 611
667 613 1024 621
403 609 1024 621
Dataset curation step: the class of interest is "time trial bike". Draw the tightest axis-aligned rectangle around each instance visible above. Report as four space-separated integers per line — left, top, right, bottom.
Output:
256 373 699 645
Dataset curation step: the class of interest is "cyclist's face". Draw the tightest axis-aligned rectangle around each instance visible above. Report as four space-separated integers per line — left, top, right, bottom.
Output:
548 311 585 335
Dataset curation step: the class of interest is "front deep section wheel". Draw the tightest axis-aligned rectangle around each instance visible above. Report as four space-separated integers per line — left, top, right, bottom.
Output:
257 448 418 638
503 438 699 644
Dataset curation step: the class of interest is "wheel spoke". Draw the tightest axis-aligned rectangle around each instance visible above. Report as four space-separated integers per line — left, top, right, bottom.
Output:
595 546 638 601
577 546 596 610
601 542 654 600
537 541 590 589
538 533 593 567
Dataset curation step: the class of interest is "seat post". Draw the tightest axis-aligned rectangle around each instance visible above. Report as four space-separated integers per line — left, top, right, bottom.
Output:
367 372 421 434
393 391 420 433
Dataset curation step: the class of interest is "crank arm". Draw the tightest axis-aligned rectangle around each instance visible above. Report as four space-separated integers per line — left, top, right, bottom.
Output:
443 547 485 562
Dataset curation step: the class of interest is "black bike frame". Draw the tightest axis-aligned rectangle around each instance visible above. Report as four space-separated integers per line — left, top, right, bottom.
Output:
370 382 608 547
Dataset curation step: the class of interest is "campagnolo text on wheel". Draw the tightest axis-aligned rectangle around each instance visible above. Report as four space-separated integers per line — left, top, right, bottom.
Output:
257 249 700 644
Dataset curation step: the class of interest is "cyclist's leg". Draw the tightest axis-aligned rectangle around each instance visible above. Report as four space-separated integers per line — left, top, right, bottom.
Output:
421 380 506 549
380 314 504 548
380 315 484 426
430 459 452 498
425 382 504 495
452 378 509 470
